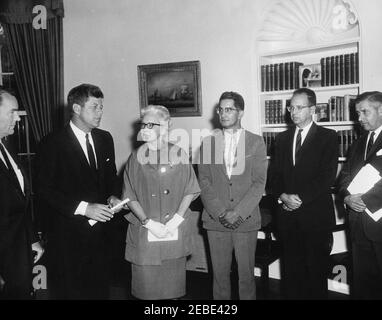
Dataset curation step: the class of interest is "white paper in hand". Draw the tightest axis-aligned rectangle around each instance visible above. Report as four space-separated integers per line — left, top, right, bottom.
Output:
147 229 178 242
88 198 130 226
348 164 381 194
347 164 382 222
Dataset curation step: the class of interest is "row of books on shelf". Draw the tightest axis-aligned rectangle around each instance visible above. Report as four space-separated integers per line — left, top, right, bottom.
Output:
320 53 359 87
264 94 357 124
263 129 359 158
260 52 359 93
261 61 303 92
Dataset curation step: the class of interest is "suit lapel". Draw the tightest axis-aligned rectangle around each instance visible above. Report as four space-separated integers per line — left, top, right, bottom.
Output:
213 131 229 179
366 132 382 162
285 128 295 167
92 130 105 174
0 150 25 198
66 126 98 182
295 122 317 166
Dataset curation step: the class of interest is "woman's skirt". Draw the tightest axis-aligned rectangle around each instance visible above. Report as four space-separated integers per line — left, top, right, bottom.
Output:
131 257 186 300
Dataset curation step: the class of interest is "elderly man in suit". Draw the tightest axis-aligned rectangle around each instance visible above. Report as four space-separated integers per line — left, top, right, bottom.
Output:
0 89 43 299
338 91 382 299
198 91 267 300
35 84 122 299
271 88 338 299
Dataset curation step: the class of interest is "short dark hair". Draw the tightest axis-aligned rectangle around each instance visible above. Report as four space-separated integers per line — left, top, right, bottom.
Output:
355 91 382 107
219 91 245 111
292 88 316 106
67 84 104 113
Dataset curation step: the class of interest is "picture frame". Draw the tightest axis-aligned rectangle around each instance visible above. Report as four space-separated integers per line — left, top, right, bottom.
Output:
138 60 202 117
299 63 322 88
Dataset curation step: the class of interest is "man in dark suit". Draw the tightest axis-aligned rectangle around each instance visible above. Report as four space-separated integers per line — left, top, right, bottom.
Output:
35 84 122 299
271 88 338 299
0 89 44 299
338 91 382 299
198 91 267 300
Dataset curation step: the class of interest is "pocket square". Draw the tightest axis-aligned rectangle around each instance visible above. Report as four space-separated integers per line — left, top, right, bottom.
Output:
377 150 382 156
106 158 110 162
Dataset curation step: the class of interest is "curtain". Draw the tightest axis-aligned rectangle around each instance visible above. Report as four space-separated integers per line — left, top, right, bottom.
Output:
0 0 64 142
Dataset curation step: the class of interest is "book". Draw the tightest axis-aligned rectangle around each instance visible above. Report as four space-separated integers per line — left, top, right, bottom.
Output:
279 63 284 91
344 94 357 121
270 64 275 92
340 55 345 85
261 65 266 92
344 54 351 84
320 58 326 87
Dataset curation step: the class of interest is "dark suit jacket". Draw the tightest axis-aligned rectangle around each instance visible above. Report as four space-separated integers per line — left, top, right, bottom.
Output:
198 129 267 232
0 146 37 289
35 125 119 270
338 132 382 242
271 123 338 231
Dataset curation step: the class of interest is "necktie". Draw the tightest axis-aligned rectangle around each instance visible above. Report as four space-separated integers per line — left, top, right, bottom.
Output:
295 129 303 164
85 133 97 171
226 133 235 178
0 143 21 190
365 131 375 159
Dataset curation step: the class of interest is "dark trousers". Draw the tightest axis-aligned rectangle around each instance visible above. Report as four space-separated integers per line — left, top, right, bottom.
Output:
279 217 330 300
351 220 382 300
207 230 258 300
47 238 109 300
0 244 33 300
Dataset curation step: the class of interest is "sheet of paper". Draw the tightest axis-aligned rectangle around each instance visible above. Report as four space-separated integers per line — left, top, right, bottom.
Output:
148 229 178 242
347 164 382 222
347 164 381 194
365 208 382 222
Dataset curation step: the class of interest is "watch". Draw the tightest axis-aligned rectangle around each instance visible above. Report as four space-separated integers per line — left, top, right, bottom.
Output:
141 217 149 225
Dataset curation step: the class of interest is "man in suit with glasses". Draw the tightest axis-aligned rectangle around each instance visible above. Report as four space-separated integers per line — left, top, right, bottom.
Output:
271 88 338 299
198 91 267 300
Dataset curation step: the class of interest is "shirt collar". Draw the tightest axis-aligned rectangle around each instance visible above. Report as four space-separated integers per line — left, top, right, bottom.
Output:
295 121 314 135
371 125 382 141
70 121 91 141
223 128 242 138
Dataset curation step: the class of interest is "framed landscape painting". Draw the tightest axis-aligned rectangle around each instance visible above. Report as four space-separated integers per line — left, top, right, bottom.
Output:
138 61 202 117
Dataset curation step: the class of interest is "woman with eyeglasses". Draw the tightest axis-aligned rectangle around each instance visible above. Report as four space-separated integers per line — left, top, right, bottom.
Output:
121 105 200 300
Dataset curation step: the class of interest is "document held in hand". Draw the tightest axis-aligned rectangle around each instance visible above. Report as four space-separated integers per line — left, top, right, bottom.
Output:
147 229 178 242
347 164 382 222
88 197 130 226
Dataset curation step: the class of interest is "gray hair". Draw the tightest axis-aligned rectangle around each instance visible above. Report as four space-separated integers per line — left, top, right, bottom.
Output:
141 105 171 122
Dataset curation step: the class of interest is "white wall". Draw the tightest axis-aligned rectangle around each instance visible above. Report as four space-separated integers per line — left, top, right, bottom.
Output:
63 0 269 169
63 0 382 169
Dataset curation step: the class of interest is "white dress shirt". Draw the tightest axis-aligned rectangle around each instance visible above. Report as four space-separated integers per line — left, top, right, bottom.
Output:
292 121 314 166
223 128 242 179
0 142 25 193
70 121 98 216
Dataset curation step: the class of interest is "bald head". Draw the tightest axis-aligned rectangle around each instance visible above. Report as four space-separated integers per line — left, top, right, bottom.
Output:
0 90 20 139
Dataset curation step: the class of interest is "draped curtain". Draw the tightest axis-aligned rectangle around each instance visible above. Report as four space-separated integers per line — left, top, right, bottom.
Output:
0 0 64 142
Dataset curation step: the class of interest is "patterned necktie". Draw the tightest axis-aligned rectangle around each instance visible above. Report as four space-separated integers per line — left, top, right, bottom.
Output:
295 129 303 164
365 131 375 160
0 143 21 190
85 133 97 171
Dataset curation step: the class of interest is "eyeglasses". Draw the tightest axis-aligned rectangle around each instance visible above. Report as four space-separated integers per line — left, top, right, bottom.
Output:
140 122 160 129
286 105 313 113
216 107 239 114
